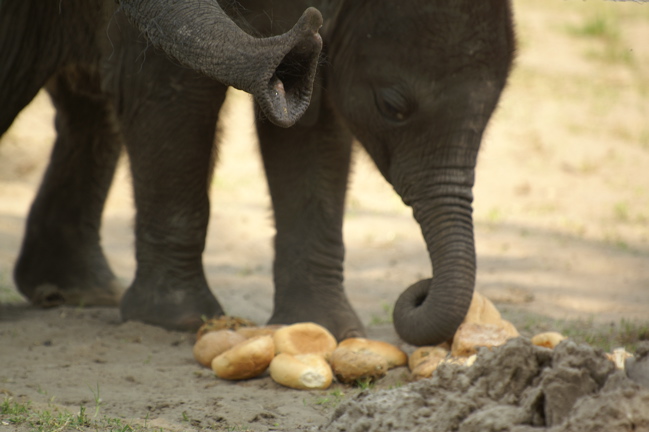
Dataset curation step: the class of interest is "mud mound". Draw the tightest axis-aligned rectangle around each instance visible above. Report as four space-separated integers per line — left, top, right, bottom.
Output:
318 339 649 432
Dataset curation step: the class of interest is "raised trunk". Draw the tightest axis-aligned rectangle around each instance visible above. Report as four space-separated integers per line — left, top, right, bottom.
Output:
392 160 478 346
117 0 323 127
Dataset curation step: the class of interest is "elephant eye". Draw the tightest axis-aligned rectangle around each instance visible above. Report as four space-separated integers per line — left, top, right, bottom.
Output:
374 87 414 123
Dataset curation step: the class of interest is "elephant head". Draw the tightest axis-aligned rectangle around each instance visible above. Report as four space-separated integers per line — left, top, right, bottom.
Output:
326 1 515 345
118 0 323 127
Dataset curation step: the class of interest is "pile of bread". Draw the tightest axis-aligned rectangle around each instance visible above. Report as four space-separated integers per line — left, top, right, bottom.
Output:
194 321 408 389
407 291 566 379
193 292 569 390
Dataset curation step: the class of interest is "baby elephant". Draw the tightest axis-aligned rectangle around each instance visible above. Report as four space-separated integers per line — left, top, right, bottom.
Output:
2 0 515 346
226 0 515 345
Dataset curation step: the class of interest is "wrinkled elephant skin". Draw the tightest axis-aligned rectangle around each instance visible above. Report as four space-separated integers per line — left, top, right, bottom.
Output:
0 0 514 345
1 0 322 330
225 0 515 344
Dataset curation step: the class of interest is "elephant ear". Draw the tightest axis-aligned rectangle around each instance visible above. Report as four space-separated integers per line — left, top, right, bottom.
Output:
296 71 323 127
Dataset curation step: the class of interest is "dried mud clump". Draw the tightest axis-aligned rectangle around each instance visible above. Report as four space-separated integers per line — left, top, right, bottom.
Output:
318 338 649 432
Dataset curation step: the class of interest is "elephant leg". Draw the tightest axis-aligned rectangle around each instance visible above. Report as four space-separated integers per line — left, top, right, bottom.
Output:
257 101 365 341
0 1 64 135
14 68 123 307
115 54 227 331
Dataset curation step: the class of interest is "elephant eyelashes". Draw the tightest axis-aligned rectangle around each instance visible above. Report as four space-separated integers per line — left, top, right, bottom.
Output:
374 87 415 123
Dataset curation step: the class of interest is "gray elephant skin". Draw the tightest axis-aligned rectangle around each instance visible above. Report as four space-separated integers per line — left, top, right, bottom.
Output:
0 0 515 346
0 0 322 327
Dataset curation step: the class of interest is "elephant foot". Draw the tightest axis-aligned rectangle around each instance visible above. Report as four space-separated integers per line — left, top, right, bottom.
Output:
120 283 224 332
14 248 124 308
20 280 124 308
268 293 366 341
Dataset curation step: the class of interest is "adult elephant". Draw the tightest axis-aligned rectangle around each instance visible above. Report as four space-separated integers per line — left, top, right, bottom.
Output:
225 0 515 346
0 1 322 323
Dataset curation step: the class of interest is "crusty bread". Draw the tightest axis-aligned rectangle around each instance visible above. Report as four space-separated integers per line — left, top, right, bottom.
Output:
499 319 520 338
273 322 337 357
329 346 388 384
193 330 246 367
411 357 444 380
413 351 478 380
269 353 333 390
196 315 256 340
338 338 407 369
463 291 502 326
451 322 518 357
531 331 566 349
211 335 275 380
408 346 449 372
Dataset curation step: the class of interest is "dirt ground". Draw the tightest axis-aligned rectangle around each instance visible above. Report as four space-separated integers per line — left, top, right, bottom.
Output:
1 1 648 431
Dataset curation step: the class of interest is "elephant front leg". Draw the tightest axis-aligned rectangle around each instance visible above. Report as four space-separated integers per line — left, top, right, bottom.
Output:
257 103 365 341
116 66 227 331
14 69 123 307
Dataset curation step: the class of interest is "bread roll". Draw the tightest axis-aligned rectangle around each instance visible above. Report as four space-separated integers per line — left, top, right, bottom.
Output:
329 346 388 384
193 330 246 367
408 346 448 372
606 347 633 370
273 323 337 357
531 332 566 349
451 322 518 357
196 315 256 340
440 354 477 367
499 319 520 338
269 353 333 390
463 291 502 326
411 356 445 380
211 335 275 380
338 338 407 369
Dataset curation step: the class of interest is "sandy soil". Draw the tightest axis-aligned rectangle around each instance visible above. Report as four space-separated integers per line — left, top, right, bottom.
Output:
1 1 648 430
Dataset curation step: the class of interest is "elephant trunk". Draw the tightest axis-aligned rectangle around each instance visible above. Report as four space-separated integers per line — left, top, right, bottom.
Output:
392 155 477 346
118 0 323 127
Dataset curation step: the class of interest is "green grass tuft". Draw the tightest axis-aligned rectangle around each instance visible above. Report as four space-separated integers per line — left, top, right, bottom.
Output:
369 301 394 326
1 397 168 432
559 319 649 353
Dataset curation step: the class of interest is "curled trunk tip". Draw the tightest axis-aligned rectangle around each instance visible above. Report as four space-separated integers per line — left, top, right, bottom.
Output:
256 7 323 127
393 278 474 346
